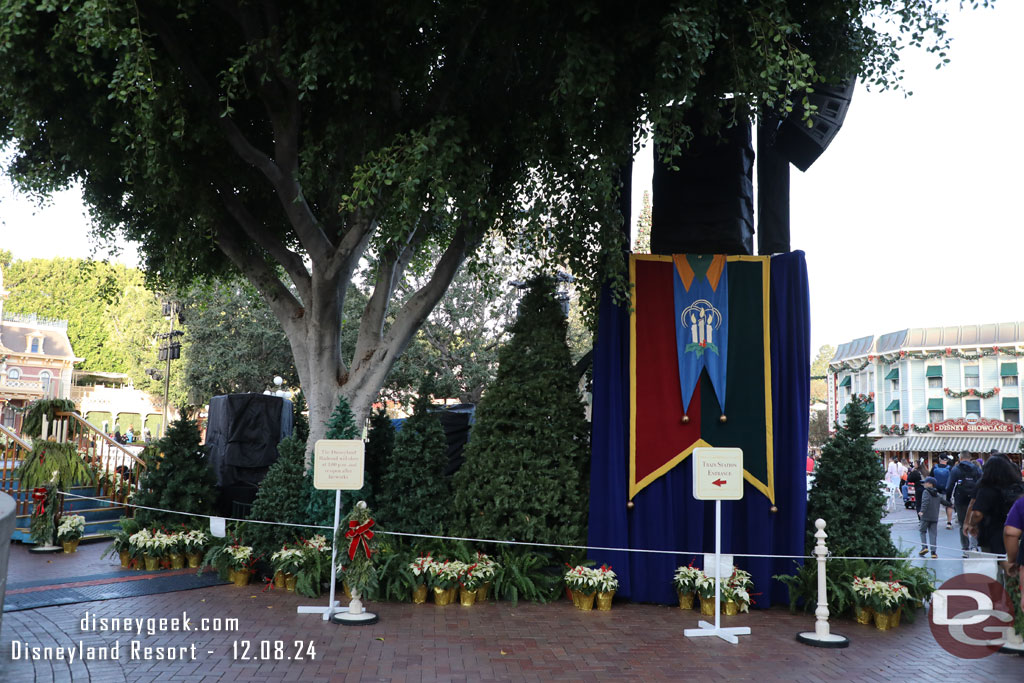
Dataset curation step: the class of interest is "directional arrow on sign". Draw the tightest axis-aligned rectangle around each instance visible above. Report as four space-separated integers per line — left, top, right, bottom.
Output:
712 478 727 487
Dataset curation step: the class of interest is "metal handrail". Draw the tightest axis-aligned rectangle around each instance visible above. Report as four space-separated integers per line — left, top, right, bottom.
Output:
56 411 147 470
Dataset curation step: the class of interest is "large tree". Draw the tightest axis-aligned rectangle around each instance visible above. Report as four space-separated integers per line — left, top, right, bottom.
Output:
0 1 968 448
810 344 836 403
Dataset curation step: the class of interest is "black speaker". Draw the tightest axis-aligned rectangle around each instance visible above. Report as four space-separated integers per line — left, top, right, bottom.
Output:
772 78 855 172
650 120 754 256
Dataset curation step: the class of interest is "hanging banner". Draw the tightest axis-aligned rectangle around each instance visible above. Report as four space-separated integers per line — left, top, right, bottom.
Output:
630 254 774 502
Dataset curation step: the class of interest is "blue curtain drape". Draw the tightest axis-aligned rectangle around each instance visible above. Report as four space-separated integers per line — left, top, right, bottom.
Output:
587 251 810 606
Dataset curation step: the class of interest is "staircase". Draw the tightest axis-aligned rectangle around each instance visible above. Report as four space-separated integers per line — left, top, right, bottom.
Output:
1 413 146 543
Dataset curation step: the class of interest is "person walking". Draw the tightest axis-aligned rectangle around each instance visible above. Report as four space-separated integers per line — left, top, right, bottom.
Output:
931 454 953 529
909 461 928 513
1003 494 1024 577
918 476 942 558
946 453 982 556
964 454 1024 555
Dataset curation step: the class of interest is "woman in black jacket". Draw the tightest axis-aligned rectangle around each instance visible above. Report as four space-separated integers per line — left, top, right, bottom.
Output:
965 455 1024 554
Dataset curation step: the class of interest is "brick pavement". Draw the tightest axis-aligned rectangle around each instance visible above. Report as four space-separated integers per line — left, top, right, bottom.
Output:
1 580 1021 682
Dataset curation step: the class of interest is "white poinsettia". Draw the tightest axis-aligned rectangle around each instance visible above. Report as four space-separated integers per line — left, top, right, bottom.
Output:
57 514 85 542
408 555 436 578
673 564 705 592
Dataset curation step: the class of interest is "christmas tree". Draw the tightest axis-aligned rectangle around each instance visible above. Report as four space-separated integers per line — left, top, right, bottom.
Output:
806 397 896 557
363 407 395 509
377 395 449 533
292 390 310 443
304 394 367 527
452 276 590 545
246 435 308 557
133 418 218 529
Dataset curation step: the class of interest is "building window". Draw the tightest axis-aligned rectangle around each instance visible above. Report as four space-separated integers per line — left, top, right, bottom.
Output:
965 399 981 416
928 376 942 389
928 410 944 423
30 338 40 353
892 411 900 424
7 367 20 380
964 365 980 388
1005 410 1021 424
39 370 52 394
1002 374 1019 387
891 379 899 392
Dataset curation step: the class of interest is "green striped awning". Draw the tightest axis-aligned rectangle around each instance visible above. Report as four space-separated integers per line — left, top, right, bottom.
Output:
863 402 874 413
840 404 849 414
1003 397 1020 410
927 398 944 410
885 368 899 380
839 376 851 387
885 399 900 411
1001 362 1018 377
925 366 943 378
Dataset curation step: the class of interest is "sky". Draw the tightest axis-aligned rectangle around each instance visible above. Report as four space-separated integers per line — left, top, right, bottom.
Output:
1 2 1020 354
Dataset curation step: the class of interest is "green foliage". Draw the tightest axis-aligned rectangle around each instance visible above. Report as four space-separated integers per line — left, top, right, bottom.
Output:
363 407 394 508
305 395 366 527
809 344 836 403
179 279 297 405
338 503 379 599
453 277 590 545
806 397 896 558
491 548 562 605
100 517 141 560
20 398 77 439
18 441 94 491
246 435 309 560
133 419 218 529
377 396 449 533
292 391 310 444
29 483 59 545
774 558 935 622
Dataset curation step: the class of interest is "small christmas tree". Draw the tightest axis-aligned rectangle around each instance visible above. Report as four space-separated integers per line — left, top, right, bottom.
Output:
806 397 896 557
363 407 395 509
377 395 449 533
452 276 590 545
133 418 218 529
246 435 308 558
292 390 310 443
304 395 367 527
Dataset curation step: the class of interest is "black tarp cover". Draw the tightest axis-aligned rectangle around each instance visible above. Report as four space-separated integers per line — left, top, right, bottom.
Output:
205 394 293 489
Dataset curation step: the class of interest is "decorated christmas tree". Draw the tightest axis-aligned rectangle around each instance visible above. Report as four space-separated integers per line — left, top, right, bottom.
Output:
133 418 218 529
246 435 308 558
806 397 896 557
304 395 367 527
363 407 395 509
452 276 590 545
377 395 449 533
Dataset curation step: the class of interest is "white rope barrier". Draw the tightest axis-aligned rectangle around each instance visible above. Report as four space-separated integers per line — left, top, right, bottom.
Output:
56 490 1007 563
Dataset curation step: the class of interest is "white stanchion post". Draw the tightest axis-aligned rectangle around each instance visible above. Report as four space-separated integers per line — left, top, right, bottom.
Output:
796 518 849 648
296 487 345 619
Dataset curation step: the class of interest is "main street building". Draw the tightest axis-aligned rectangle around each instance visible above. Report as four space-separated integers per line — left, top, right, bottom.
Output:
828 321 1023 463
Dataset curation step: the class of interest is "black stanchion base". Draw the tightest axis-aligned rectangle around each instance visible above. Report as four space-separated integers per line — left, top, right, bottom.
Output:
796 631 850 649
330 611 378 626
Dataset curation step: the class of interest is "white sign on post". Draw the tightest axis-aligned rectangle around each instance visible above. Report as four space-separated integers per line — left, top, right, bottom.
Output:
692 447 743 500
685 447 750 645
299 439 370 623
313 440 365 490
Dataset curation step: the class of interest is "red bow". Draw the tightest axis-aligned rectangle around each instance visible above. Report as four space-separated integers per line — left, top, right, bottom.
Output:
32 487 48 516
345 519 375 561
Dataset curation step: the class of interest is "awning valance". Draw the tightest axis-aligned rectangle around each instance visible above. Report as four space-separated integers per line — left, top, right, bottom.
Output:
927 398 944 410
873 436 908 451
925 366 943 378
1003 397 1019 410
902 434 1023 454
885 368 899 380
1001 363 1018 377
886 399 900 411
839 376 851 387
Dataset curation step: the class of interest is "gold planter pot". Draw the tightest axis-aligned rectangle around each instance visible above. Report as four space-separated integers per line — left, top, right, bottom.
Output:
285 573 297 592
169 553 185 570
854 605 874 625
678 591 695 610
873 610 893 631
460 587 478 606
571 589 580 608
274 571 287 589
412 584 428 604
596 591 615 611
119 550 131 568
61 539 79 554
476 582 492 602
186 553 202 568
888 607 902 629
723 600 739 616
433 586 456 606
699 596 715 616
229 568 251 587
144 555 160 571
576 591 596 611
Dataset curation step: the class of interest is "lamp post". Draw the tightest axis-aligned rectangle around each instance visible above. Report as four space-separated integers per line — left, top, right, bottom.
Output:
156 301 184 437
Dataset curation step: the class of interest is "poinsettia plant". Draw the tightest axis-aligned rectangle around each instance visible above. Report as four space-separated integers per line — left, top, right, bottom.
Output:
271 546 305 575
56 514 85 542
673 562 704 593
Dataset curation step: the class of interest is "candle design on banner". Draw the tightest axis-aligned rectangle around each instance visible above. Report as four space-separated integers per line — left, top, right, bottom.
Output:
673 255 728 417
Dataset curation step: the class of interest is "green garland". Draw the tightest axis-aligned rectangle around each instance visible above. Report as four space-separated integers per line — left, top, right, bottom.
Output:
944 387 999 399
337 502 379 599
19 398 77 439
17 441 94 491
838 347 1024 370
